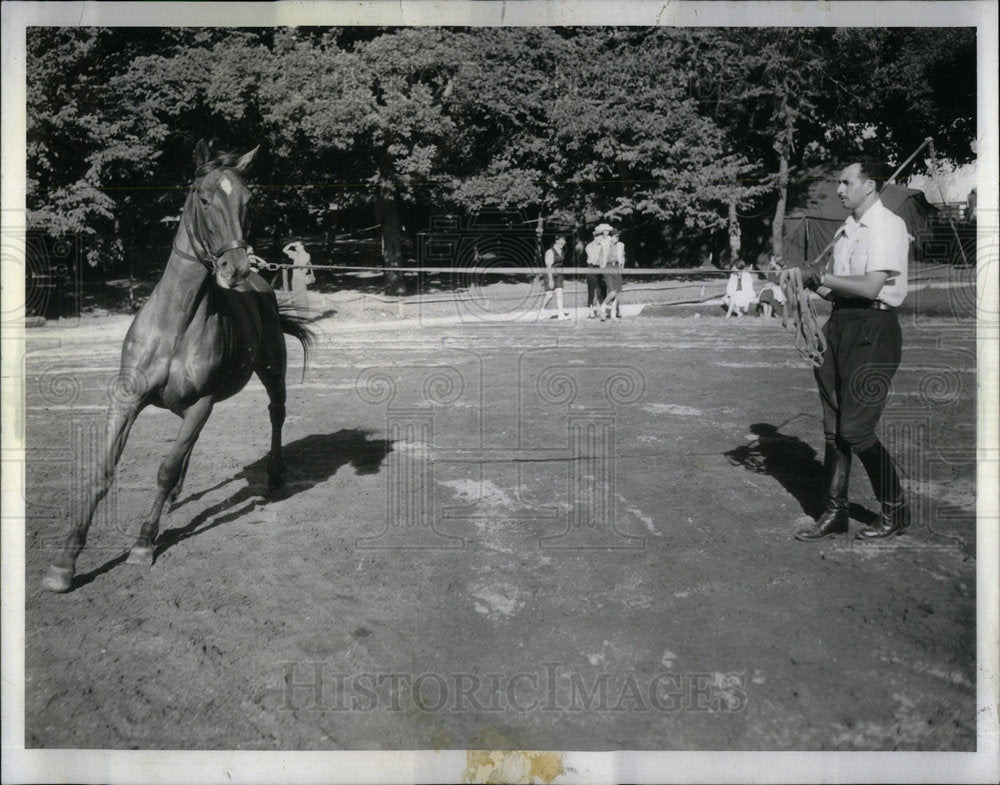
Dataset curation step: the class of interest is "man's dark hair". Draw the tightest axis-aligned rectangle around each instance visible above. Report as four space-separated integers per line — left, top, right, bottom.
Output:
855 158 887 191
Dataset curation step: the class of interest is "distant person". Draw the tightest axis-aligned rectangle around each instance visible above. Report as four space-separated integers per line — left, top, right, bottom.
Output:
756 280 785 318
282 240 315 311
723 262 755 318
585 224 613 319
965 187 976 225
601 228 625 320
537 235 571 320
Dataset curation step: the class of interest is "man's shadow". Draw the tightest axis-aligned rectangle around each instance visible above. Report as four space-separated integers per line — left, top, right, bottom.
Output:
724 423 876 523
73 429 392 588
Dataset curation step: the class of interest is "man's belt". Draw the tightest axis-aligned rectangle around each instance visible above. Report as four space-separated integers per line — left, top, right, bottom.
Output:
832 298 894 311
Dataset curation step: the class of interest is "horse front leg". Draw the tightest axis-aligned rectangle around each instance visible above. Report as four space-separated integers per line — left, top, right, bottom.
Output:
42 400 142 592
127 396 214 567
168 447 194 507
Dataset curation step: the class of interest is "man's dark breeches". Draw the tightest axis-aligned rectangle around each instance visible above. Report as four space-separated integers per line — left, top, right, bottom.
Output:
586 270 606 306
814 307 902 452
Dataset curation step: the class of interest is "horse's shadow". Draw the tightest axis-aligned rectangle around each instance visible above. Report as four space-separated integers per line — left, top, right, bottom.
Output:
157 429 392 554
73 429 392 588
724 423 877 523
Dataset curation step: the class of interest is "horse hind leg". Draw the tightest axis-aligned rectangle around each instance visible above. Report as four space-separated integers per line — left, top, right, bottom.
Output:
256 359 288 498
266 397 286 497
42 400 143 592
127 396 214 567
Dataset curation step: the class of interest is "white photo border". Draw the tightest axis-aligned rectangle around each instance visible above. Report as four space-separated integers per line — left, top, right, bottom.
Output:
2 2 997 783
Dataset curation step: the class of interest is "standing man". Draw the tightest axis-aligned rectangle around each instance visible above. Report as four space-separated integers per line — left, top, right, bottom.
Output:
602 228 625 319
282 240 315 312
791 159 911 542
585 224 613 319
537 235 571 320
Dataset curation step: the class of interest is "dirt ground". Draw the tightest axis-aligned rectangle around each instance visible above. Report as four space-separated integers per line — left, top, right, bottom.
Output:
23 269 978 751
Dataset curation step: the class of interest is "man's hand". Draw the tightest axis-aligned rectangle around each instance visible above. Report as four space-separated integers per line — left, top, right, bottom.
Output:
787 264 823 290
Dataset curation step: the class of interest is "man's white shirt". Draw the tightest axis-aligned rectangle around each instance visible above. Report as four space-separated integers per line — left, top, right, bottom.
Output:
831 198 910 307
586 238 610 267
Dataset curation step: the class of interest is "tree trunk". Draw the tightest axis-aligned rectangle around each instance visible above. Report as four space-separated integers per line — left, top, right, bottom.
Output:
121 216 137 312
377 176 406 296
771 149 789 262
727 198 741 263
771 102 794 263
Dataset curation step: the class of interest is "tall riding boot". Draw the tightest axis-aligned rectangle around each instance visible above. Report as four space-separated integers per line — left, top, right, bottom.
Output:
795 438 851 541
855 440 909 540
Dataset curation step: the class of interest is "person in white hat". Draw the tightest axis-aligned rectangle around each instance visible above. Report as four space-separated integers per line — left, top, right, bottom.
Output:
585 224 613 319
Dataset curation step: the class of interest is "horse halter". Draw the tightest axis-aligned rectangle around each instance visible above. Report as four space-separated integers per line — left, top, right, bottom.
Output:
173 169 250 273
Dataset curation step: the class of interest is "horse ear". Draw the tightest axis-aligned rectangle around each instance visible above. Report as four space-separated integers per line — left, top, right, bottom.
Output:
194 139 211 169
235 145 260 173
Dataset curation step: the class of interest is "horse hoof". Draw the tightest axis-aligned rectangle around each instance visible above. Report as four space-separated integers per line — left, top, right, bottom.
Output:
41 565 74 593
127 546 155 567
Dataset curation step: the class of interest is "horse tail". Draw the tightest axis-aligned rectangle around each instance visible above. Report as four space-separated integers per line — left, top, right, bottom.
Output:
277 304 317 382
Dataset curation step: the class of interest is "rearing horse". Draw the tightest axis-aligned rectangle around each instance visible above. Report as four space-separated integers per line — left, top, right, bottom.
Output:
42 140 315 593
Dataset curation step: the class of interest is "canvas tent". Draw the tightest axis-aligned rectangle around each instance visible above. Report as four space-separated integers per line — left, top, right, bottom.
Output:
782 180 937 265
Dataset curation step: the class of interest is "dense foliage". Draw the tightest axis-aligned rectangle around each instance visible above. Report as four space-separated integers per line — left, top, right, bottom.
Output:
26 26 976 273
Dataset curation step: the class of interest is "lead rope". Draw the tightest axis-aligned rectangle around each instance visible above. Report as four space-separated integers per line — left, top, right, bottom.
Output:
778 266 827 368
248 250 270 269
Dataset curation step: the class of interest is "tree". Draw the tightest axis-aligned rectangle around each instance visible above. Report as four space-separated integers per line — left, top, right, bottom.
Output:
695 28 977 261
826 28 977 166
26 26 977 280
690 29 832 261
27 29 164 267
454 28 769 265
28 28 278 271
107 29 276 259
259 27 482 292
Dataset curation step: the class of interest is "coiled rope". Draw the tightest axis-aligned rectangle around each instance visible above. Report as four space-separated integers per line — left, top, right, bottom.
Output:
778 267 827 368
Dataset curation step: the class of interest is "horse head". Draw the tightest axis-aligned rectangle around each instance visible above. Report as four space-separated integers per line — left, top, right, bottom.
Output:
182 139 260 289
